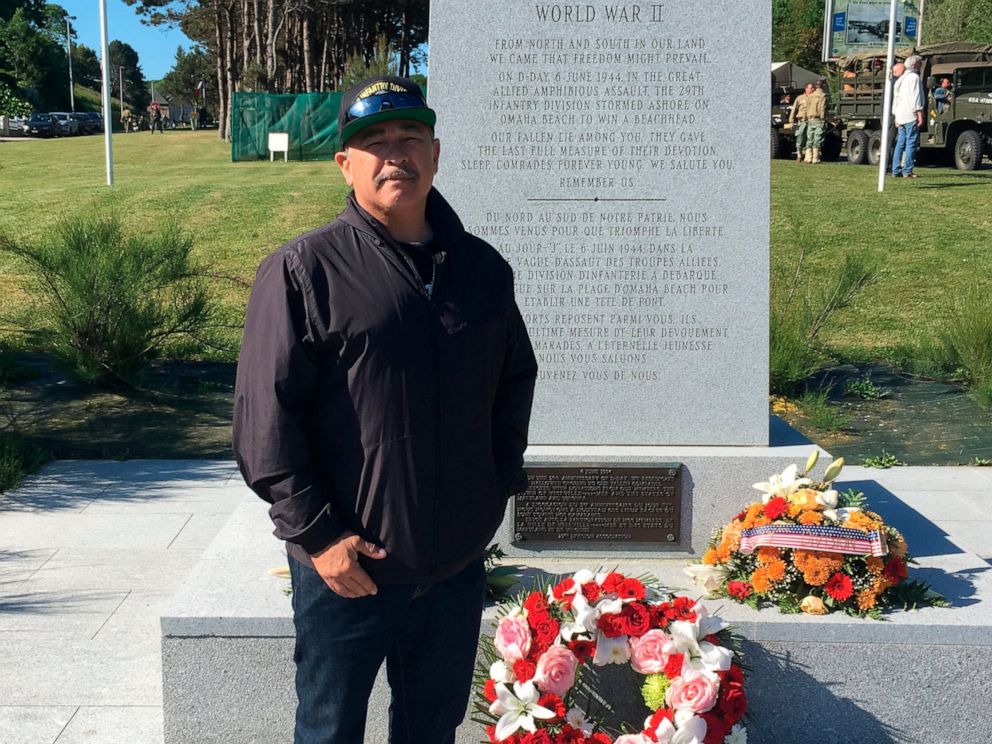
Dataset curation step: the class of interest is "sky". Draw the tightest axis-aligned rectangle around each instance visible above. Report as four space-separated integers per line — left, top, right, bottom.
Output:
59 0 195 80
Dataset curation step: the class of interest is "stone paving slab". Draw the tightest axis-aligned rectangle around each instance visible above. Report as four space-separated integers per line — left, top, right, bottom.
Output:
0 548 58 587
0 589 130 639
0 705 76 744
0 636 163 708
54 706 164 744
0 512 196 551
17 549 207 593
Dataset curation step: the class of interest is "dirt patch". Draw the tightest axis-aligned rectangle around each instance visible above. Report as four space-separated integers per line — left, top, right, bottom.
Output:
0 353 234 459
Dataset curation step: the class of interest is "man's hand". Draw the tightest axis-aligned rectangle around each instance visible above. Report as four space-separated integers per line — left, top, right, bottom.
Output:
310 532 387 598
916 111 924 127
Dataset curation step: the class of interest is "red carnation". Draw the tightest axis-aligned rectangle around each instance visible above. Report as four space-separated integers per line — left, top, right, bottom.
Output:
825 572 854 602
567 639 596 664
884 556 908 585
555 726 586 744
621 602 652 637
763 496 788 520
513 659 536 683
527 609 549 629
647 707 675 735
486 724 499 743
726 580 752 600
552 578 575 601
618 578 647 601
671 596 698 622
601 572 625 594
483 678 498 702
588 734 612 744
649 602 672 628
581 581 601 603
701 711 729 744
538 693 566 720
664 653 684 679
718 683 748 724
520 731 552 744
524 591 549 615
596 612 625 638
719 663 745 687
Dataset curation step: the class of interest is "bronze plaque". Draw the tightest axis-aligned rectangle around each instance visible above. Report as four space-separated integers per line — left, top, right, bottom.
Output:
513 465 682 546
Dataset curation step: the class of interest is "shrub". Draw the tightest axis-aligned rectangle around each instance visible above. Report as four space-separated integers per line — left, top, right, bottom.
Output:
0 433 48 494
770 220 878 393
941 286 992 410
0 213 214 387
0 80 32 118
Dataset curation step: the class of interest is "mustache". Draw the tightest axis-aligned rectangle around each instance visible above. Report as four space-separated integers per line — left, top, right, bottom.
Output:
375 167 417 185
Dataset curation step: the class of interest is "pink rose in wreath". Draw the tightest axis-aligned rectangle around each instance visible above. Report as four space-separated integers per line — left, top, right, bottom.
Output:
533 644 578 697
666 668 720 713
494 614 532 663
629 629 674 675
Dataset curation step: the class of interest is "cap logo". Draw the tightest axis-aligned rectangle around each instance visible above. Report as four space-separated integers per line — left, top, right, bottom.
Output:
355 81 410 100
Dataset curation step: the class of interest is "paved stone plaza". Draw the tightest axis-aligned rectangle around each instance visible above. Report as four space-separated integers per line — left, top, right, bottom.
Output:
0 461 990 742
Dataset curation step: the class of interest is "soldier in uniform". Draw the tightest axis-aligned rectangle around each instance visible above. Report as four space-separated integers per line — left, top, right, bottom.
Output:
806 81 827 163
788 83 814 163
121 108 133 133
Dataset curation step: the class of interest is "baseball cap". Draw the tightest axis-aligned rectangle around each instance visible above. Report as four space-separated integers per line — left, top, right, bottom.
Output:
338 76 436 148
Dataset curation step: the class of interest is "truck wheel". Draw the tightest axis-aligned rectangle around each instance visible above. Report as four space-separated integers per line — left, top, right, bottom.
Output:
770 127 786 159
847 130 869 165
822 132 842 162
954 130 984 171
868 131 883 166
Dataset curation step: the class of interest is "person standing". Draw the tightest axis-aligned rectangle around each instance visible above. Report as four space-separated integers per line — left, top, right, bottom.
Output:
805 81 827 164
788 83 813 163
892 55 925 178
233 75 538 744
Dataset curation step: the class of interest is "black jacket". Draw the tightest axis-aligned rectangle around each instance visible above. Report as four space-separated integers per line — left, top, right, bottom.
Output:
233 189 537 585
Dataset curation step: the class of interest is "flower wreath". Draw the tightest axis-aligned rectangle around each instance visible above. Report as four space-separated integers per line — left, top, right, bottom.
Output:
475 570 748 744
685 452 947 618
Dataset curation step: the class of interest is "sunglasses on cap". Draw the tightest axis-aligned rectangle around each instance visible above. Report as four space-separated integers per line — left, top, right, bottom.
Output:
344 92 430 124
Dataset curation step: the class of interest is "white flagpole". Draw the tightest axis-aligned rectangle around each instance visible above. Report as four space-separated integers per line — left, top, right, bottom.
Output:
98 0 114 186
877 0 899 192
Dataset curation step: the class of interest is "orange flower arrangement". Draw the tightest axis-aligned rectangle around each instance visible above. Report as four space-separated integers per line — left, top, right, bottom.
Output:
687 453 947 618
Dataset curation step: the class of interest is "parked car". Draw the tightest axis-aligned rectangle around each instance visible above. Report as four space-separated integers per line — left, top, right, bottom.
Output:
25 113 58 137
7 116 28 134
82 111 104 134
50 112 80 135
70 112 94 135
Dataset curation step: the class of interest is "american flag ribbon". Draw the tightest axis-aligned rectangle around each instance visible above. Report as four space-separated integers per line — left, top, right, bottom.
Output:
739 524 889 557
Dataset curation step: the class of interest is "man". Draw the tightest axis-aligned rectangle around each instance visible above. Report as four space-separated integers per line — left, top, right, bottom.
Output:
933 76 953 114
233 76 538 744
788 82 814 163
892 55 925 178
805 80 827 163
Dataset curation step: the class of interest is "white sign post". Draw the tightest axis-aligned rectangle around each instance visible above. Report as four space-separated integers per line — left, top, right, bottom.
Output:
877 0 899 193
98 0 114 186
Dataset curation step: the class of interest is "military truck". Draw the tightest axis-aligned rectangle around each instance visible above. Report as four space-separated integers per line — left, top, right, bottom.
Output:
770 62 842 160
836 42 992 170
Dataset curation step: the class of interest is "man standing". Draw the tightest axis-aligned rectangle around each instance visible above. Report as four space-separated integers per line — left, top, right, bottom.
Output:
788 82 813 163
805 81 827 164
233 76 538 743
892 54 925 178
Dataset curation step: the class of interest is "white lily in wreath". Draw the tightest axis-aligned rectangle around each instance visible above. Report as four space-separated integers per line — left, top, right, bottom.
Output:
489 680 556 740
666 605 732 673
751 463 812 504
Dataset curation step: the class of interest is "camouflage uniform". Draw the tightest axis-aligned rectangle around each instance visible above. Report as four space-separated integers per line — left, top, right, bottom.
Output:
788 93 810 163
805 89 827 163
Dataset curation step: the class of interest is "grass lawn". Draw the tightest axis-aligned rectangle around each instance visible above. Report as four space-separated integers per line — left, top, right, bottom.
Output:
1 132 990 360
0 131 349 355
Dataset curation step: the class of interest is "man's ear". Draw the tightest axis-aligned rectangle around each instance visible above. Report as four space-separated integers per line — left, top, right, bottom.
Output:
335 150 354 186
432 138 440 174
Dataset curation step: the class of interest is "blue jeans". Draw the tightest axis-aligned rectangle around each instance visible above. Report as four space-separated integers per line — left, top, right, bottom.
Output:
892 121 919 176
288 555 486 744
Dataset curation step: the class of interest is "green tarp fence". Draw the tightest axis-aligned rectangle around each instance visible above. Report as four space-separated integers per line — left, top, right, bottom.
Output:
231 91 343 162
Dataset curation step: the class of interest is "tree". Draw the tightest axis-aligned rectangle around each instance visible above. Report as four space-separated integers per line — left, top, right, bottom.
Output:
0 5 69 109
924 0 992 45
71 44 100 89
772 0 825 72
160 44 215 109
109 39 150 111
